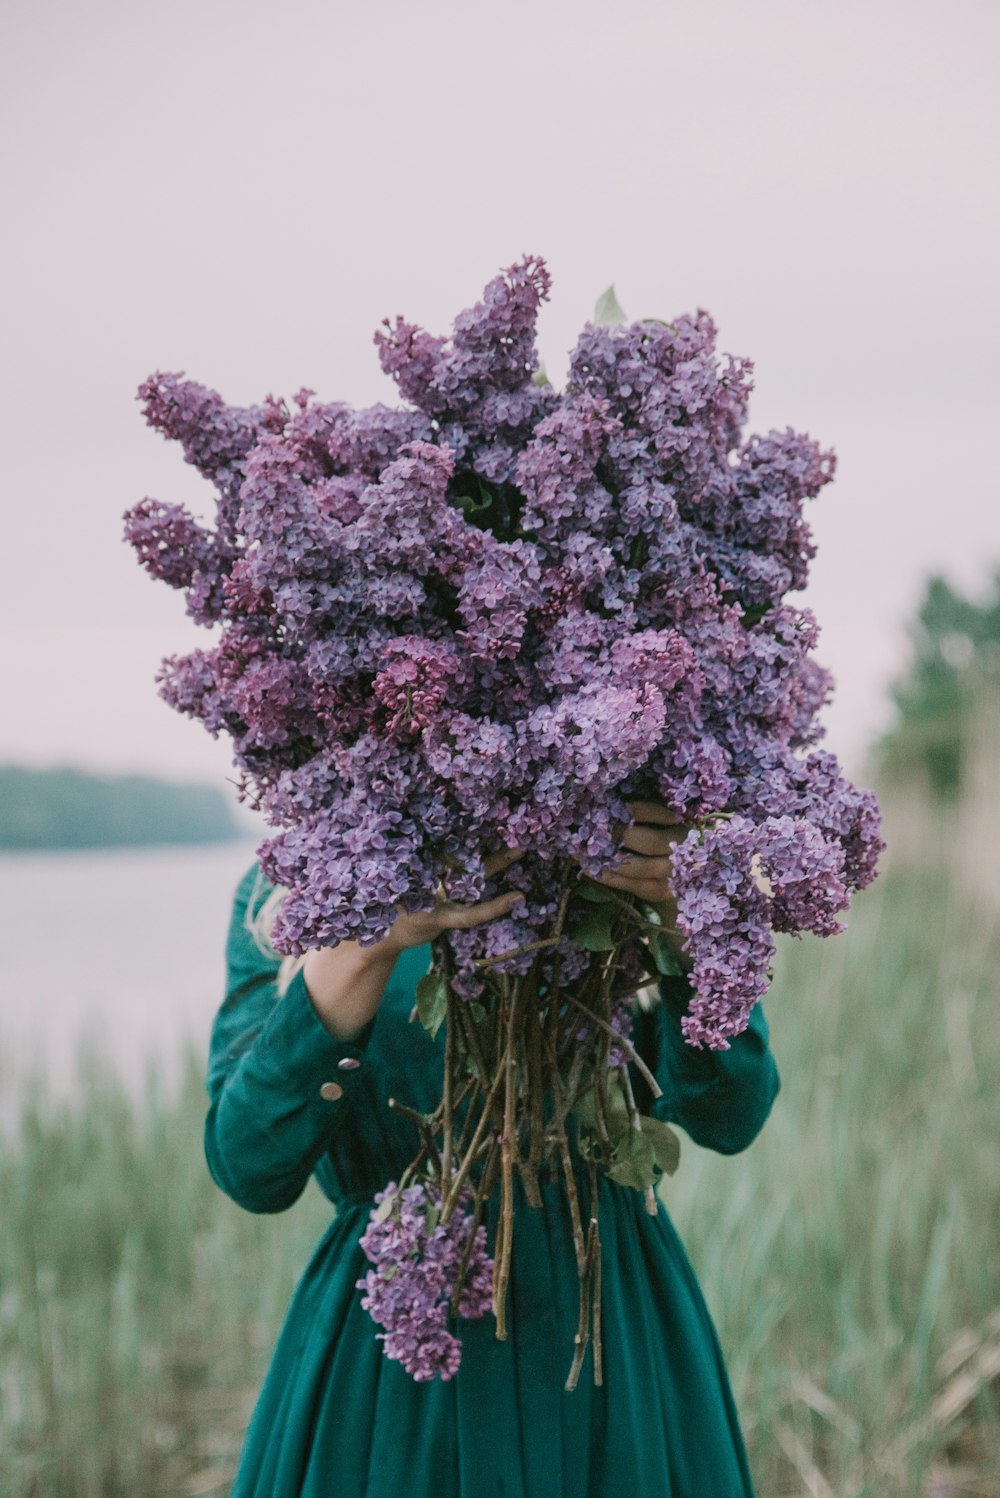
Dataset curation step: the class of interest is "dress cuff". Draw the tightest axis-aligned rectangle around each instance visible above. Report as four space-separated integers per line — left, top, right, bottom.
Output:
255 965 377 1103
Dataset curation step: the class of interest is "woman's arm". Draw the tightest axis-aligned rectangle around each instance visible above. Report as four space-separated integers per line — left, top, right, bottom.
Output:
633 975 781 1155
205 857 527 1215
203 864 396 1214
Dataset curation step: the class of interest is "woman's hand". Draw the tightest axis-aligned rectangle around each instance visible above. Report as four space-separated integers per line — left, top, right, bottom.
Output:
303 847 526 1041
375 845 527 957
577 799 695 948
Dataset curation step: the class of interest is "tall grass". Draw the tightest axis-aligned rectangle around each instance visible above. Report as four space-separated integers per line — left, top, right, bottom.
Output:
2 831 998 1496
668 851 1000 1497
0 1046 332 1498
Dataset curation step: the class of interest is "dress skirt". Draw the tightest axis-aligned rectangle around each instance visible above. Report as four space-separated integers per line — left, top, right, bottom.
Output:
206 863 781 1498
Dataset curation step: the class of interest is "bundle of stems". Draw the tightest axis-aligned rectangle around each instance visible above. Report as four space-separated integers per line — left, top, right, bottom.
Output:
388 858 682 1392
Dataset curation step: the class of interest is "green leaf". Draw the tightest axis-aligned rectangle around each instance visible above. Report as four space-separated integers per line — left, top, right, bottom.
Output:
469 1000 493 1069
573 1083 680 1191
606 1128 659 1191
531 359 551 388
639 1115 681 1176
415 972 448 1040
603 1073 632 1125
455 490 492 515
374 1189 397 1224
650 930 690 977
575 878 618 905
453 476 495 517
628 1125 659 1170
424 1202 440 1233
572 906 618 951
594 284 629 327
571 1076 631 1151
572 1085 597 1129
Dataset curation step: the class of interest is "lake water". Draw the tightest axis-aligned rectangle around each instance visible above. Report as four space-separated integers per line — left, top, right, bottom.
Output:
0 840 264 1105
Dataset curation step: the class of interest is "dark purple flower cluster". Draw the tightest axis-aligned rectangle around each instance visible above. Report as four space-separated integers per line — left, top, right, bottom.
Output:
357 1181 494 1381
124 253 884 1048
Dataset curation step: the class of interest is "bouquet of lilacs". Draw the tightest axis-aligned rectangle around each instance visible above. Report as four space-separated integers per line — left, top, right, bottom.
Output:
124 254 884 1388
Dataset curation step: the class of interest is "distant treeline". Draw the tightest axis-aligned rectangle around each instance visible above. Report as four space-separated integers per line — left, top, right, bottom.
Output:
867 564 1000 798
0 765 241 850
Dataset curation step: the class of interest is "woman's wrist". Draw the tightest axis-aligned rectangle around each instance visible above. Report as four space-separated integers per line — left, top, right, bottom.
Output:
302 938 400 1043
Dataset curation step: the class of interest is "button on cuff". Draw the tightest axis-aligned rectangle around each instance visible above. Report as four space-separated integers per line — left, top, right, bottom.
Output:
259 968 376 1100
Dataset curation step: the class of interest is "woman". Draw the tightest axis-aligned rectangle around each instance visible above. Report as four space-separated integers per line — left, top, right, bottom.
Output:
206 801 781 1497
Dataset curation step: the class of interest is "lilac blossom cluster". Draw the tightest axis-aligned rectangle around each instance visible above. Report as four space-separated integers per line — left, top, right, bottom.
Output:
669 813 850 1047
357 1181 494 1380
124 252 884 1049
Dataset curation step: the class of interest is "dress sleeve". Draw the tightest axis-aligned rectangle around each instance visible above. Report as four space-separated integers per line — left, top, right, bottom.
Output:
203 862 378 1214
631 973 781 1156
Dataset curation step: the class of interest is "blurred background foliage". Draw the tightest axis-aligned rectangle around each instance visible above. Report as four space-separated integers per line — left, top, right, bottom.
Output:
867 567 1000 801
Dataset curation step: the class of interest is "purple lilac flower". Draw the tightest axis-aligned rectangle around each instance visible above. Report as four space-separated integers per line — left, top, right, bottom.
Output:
370 636 473 740
374 254 552 417
125 252 885 1042
357 1180 494 1381
670 813 850 1049
132 370 285 550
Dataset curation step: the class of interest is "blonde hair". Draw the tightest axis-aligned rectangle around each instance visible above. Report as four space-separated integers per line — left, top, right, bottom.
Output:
243 866 308 998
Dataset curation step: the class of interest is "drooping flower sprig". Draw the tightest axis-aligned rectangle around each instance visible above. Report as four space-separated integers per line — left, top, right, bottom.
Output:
124 256 884 1385
357 1180 494 1382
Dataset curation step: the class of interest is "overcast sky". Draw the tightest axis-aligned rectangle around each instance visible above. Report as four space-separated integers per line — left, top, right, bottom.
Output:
2 0 996 803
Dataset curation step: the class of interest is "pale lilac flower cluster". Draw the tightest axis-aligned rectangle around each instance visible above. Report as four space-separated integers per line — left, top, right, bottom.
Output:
670 814 850 1047
124 252 885 1049
357 1181 494 1381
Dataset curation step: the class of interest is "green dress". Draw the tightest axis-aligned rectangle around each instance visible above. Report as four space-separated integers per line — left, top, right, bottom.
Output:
206 861 781 1497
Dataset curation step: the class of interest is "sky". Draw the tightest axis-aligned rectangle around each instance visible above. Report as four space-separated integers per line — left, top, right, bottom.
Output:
1 0 997 807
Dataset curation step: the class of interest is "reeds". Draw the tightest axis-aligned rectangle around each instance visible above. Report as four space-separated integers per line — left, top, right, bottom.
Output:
666 843 1000 1496
0 1042 332 1498
2 818 998 1495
